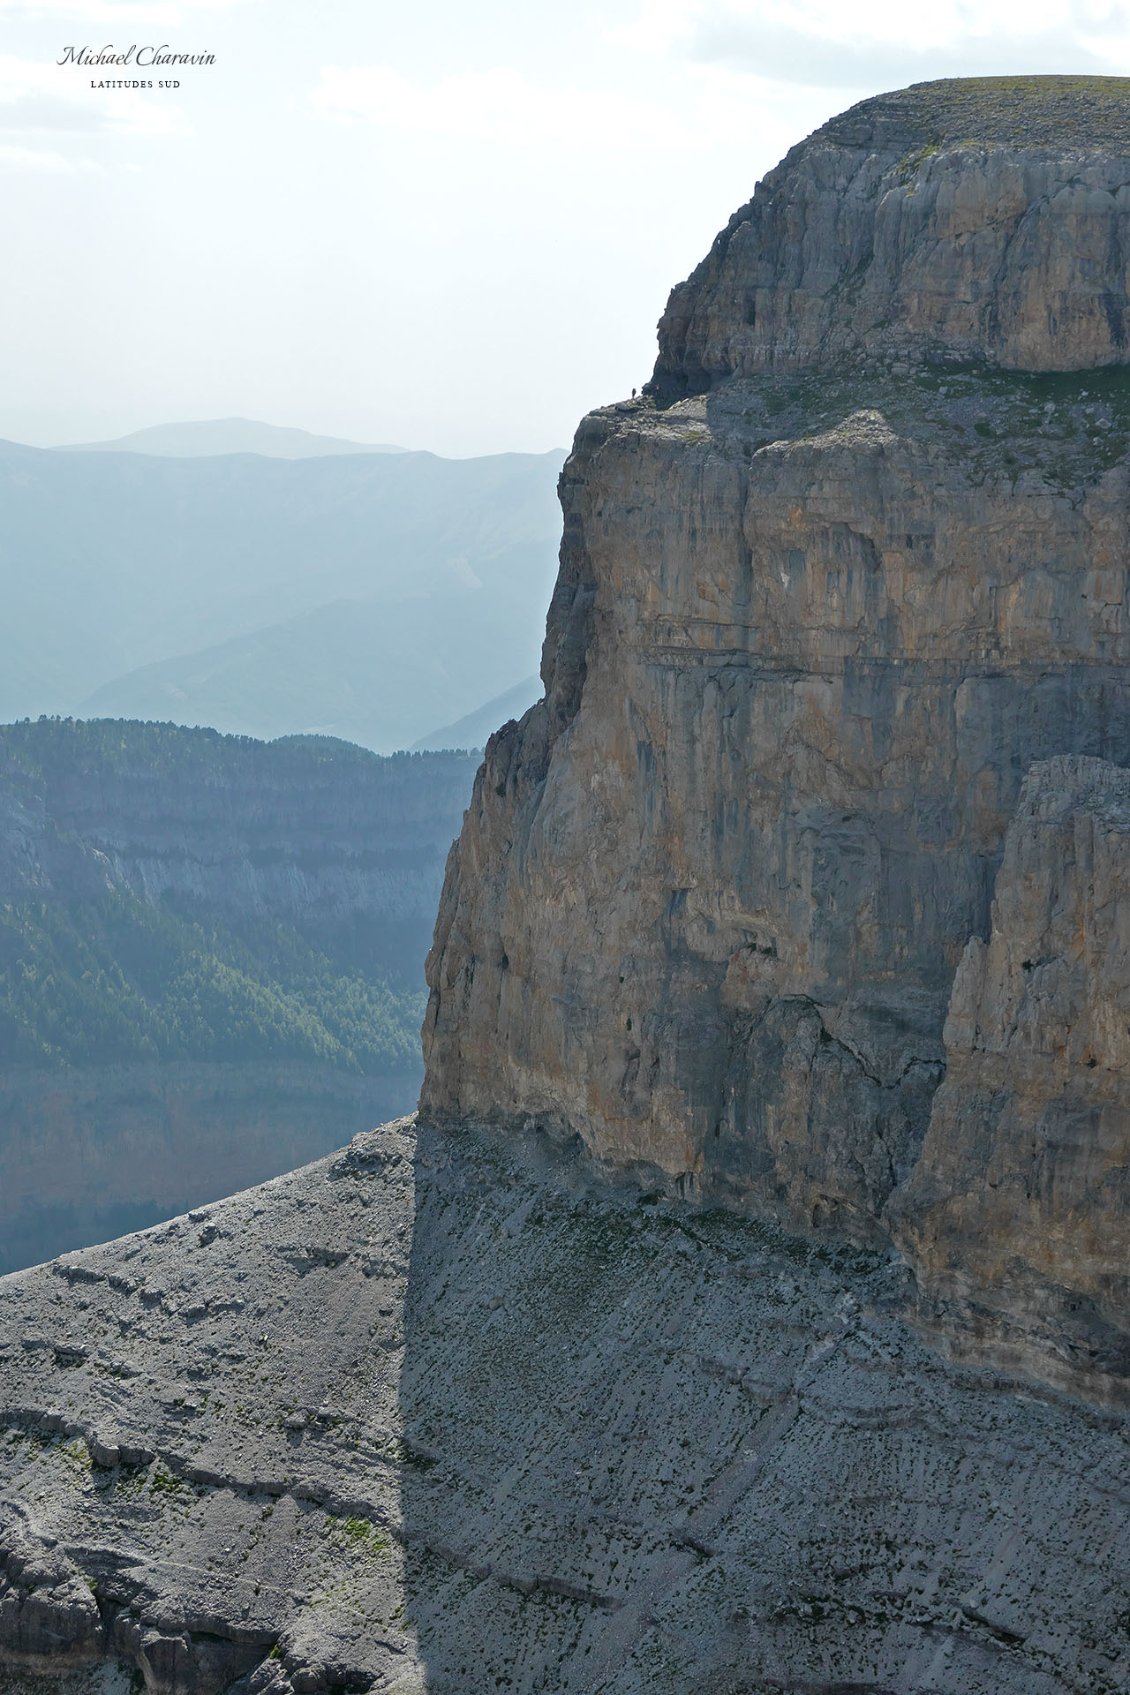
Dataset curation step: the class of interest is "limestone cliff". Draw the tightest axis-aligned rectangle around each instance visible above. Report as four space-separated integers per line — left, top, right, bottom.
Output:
4 78 1130 1695
652 75 1130 389
423 76 1130 1390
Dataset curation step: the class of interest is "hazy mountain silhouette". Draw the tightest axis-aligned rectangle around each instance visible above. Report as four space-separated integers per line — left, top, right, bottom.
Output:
0 438 565 752
81 608 540 755
411 675 542 750
62 417 407 459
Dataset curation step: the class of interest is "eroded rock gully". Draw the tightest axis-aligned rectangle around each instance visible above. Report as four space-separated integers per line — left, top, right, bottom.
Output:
5 75 1130 1693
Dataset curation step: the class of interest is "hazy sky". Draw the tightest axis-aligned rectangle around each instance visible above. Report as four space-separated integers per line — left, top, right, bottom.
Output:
1 0 1128 456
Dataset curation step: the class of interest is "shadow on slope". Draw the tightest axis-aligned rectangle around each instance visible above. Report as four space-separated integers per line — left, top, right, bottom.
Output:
0 1119 1126 1693
395 1119 1130 1693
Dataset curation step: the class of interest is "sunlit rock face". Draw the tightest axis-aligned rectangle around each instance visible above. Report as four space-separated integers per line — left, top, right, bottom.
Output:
422 77 1130 1391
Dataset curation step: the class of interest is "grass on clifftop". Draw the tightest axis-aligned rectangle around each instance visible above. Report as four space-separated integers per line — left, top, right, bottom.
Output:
706 358 1130 491
822 75 1130 152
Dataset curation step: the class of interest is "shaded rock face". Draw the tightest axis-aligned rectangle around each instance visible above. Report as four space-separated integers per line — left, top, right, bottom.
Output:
2 1120 1129 1695
422 75 1130 1388
894 756 1130 1394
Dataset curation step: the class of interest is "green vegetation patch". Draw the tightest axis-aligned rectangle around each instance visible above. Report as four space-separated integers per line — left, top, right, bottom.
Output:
0 716 451 1073
149 1461 189 1499
324 1513 391 1559
0 890 425 1071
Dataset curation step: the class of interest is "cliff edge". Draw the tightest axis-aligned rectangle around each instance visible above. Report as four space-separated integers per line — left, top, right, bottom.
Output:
422 76 1130 1399
653 74 1130 390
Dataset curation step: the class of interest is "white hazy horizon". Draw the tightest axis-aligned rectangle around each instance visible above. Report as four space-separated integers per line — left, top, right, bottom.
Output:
1 0 1128 457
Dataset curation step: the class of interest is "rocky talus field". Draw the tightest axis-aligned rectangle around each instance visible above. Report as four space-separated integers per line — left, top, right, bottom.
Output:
3 1119 1129 1695
4 76 1130 1693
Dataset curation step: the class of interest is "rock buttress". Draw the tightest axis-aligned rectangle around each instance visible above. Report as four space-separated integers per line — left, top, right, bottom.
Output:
421 77 1130 1267
893 756 1130 1400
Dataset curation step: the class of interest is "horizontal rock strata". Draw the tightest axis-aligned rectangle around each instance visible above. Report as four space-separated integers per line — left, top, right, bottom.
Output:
0 728 477 945
653 75 1130 389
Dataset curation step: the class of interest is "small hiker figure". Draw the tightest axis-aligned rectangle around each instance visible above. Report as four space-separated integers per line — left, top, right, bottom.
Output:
631 387 637 398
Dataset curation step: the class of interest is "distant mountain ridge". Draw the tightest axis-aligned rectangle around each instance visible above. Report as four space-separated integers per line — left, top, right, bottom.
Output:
61 417 407 459
0 716 480 1272
0 436 566 752
411 675 542 750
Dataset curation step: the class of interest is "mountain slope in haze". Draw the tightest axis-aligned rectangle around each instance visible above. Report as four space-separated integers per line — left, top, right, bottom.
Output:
0 716 479 1272
79 599 540 756
62 418 406 458
411 674 542 750
0 439 565 750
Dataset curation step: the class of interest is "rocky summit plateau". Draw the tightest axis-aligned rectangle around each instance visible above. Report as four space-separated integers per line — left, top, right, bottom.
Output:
4 75 1130 1694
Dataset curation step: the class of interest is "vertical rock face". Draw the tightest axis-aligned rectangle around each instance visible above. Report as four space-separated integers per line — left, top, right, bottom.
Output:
894 757 1130 1394
422 76 1130 1381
